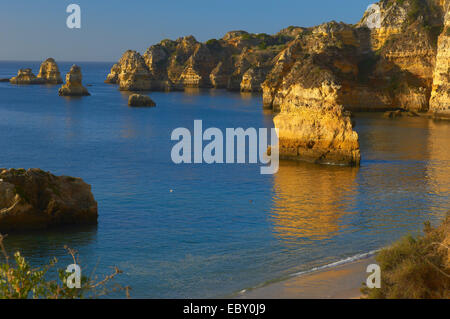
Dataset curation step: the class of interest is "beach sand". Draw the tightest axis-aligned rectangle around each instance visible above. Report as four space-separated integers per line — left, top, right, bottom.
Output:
238 256 376 299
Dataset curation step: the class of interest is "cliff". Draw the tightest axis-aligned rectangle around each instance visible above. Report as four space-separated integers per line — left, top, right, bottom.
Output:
106 0 449 166
106 33 290 92
10 69 44 85
430 0 450 118
58 65 90 96
37 58 63 84
0 168 98 231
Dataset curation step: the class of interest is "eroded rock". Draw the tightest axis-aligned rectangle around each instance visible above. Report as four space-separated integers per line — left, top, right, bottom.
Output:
10 69 44 85
37 58 63 84
58 65 90 96
128 94 156 107
0 168 98 231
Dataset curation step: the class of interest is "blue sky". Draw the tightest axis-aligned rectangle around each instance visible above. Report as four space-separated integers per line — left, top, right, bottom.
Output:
0 0 375 62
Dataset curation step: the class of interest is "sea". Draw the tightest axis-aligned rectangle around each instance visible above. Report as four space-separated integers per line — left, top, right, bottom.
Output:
0 61 448 298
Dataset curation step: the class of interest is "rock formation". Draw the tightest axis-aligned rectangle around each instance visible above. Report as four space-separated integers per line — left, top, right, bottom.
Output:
106 34 290 92
105 0 449 166
58 65 90 96
128 94 156 107
430 0 450 119
105 50 152 91
0 168 98 231
10 69 44 84
37 58 63 84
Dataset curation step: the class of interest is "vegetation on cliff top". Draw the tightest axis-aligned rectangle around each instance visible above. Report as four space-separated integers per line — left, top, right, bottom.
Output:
361 213 450 299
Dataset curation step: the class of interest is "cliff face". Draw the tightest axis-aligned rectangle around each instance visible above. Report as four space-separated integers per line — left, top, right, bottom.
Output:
105 0 449 166
106 33 290 92
10 69 44 85
430 0 450 118
58 65 90 96
106 0 449 114
37 58 63 84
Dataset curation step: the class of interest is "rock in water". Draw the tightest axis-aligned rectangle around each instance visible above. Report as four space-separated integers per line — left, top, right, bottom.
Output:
10 68 44 84
106 50 152 91
273 78 361 166
128 94 156 107
58 65 90 96
0 168 98 231
37 58 63 84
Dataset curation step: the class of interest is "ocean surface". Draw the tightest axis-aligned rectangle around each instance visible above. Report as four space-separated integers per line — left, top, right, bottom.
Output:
0 61 449 298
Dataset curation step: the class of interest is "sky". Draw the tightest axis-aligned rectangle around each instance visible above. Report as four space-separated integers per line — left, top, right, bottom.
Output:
0 0 375 62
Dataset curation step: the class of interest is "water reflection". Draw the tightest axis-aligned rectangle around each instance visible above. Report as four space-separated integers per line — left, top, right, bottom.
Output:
270 160 358 243
1 225 98 265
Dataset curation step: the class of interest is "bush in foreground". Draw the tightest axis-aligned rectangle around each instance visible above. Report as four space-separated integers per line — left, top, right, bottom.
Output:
0 234 129 299
362 213 450 299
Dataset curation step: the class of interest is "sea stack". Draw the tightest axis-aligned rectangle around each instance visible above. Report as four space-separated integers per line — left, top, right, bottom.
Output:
9 68 44 84
273 81 361 166
0 168 98 231
128 94 156 107
37 58 63 84
58 65 90 96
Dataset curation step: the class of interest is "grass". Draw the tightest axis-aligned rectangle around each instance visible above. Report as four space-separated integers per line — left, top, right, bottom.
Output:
361 213 450 299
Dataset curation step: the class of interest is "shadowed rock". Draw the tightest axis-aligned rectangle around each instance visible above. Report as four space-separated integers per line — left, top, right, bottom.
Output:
0 168 98 231
128 94 156 107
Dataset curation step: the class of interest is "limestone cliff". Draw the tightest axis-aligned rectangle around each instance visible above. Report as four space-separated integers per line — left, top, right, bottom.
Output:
10 69 44 85
58 65 90 96
0 168 97 231
107 34 290 92
37 58 63 84
430 0 450 118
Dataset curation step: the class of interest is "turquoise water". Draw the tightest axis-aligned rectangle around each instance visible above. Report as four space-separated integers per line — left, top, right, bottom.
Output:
0 61 449 298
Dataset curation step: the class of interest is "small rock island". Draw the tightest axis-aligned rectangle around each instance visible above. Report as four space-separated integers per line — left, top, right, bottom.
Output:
0 168 98 231
128 94 156 107
58 65 90 96
10 68 44 85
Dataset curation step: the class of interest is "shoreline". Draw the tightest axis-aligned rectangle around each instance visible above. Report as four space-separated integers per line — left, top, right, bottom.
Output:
237 254 377 299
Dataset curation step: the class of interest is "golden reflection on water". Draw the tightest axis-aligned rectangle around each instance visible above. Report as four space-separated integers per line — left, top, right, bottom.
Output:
270 160 359 243
426 120 450 216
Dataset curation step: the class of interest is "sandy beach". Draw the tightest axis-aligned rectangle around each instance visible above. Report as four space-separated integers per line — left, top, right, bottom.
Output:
238 256 376 299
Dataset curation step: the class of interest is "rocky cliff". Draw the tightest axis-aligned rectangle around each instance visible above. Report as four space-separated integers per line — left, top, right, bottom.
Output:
106 0 449 166
58 65 90 96
37 58 63 84
0 168 98 231
430 0 450 118
10 69 44 85
106 32 290 92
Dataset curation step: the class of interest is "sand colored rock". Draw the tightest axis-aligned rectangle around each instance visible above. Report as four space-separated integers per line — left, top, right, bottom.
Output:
9 69 44 85
37 58 63 84
0 168 98 231
273 79 360 166
128 94 156 107
58 65 90 96
430 1 450 118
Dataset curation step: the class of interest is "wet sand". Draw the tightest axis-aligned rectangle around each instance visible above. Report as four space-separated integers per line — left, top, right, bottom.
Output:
238 256 376 299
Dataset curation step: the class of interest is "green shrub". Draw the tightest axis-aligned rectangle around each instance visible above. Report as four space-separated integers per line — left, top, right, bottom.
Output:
0 234 128 299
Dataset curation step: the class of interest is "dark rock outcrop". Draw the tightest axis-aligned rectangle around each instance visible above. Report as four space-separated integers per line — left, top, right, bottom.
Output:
0 168 98 231
128 94 156 107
